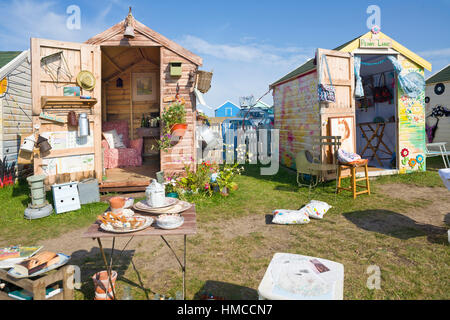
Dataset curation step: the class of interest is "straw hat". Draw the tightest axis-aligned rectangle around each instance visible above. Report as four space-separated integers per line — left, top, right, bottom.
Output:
76 70 96 91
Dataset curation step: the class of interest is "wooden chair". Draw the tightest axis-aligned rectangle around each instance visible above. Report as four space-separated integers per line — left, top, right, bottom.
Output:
296 136 342 195
337 159 371 199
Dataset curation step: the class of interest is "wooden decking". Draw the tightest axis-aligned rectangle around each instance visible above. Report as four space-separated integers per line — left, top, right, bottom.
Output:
99 164 158 192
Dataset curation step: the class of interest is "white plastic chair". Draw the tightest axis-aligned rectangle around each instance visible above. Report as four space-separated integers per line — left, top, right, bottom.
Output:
425 142 450 168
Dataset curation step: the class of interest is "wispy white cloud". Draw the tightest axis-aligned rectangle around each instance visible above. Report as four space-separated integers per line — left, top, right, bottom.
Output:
0 0 111 49
419 48 450 58
178 35 314 107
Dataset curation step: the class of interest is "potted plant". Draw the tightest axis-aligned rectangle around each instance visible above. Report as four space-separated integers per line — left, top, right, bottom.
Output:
161 99 187 137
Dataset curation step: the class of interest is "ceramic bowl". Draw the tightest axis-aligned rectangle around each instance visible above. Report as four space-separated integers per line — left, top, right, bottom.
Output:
124 197 134 209
109 196 126 214
156 214 184 230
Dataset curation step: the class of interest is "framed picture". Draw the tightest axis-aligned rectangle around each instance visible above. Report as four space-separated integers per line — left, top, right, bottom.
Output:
328 116 356 154
132 73 156 101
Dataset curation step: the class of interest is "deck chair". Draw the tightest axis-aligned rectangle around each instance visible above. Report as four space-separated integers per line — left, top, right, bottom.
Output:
425 142 450 168
296 136 342 195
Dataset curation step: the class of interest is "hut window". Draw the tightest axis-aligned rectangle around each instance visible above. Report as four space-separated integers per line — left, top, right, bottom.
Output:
116 78 123 88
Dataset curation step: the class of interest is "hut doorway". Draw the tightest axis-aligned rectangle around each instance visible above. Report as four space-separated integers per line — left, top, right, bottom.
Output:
355 54 398 171
100 46 161 192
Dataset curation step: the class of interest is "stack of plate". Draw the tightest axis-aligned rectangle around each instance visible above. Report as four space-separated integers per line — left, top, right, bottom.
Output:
133 198 192 215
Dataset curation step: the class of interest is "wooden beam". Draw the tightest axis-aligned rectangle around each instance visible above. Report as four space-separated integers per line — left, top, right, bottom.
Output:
103 58 144 83
139 48 159 67
102 50 123 73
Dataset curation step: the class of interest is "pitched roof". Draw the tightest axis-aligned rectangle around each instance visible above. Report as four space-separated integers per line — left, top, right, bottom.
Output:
426 64 450 84
85 19 202 66
271 31 432 88
271 58 316 87
0 51 22 69
215 100 240 110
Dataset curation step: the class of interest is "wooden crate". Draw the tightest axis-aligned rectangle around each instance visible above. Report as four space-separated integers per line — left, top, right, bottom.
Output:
0 265 75 300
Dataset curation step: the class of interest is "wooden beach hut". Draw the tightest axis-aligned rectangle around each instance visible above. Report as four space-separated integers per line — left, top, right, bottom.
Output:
0 50 32 164
425 64 450 145
270 29 431 177
30 9 203 192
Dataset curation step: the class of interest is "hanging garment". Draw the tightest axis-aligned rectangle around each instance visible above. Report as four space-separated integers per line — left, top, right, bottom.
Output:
426 118 439 143
317 55 336 103
386 56 425 99
354 56 364 98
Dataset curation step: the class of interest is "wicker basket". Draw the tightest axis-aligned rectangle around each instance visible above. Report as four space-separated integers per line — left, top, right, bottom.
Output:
196 70 213 94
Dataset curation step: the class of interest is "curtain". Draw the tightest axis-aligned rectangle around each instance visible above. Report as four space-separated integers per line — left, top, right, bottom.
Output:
386 56 425 99
354 56 364 98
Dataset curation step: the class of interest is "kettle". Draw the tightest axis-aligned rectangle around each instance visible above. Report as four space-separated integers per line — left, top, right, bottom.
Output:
78 113 89 137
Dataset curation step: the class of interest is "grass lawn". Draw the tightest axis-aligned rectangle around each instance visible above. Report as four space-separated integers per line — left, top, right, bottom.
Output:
0 157 448 300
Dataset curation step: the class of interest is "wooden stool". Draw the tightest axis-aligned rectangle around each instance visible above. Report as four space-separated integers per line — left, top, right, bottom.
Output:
337 159 371 199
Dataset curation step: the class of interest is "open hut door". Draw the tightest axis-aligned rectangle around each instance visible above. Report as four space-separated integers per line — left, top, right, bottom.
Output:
316 48 356 164
31 38 102 184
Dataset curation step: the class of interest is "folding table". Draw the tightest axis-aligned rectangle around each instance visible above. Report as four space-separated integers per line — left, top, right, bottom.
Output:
82 205 197 300
358 122 393 167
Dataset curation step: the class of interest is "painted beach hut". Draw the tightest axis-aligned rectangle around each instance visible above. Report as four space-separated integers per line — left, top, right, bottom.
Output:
425 64 450 145
0 50 32 164
270 29 431 177
215 101 241 118
30 9 203 191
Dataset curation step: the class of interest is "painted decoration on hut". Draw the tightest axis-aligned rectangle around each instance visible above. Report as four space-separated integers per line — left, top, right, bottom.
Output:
397 56 426 173
273 72 319 169
328 116 355 154
42 154 95 175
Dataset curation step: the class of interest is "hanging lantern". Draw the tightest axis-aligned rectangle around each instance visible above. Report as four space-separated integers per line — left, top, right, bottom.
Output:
124 7 135 39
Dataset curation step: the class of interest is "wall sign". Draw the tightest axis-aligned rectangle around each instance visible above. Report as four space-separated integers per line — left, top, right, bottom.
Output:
359 38 392 48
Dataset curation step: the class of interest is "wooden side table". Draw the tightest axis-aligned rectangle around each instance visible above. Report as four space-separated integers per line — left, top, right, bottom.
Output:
0 265 75 300
136 127 160 162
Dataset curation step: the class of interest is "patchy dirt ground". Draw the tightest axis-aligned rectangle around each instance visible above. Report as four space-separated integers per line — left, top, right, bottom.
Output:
26 182 450 300
376 184 450 227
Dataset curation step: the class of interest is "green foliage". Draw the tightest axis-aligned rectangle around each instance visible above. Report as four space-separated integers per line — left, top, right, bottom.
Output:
160 101 186 129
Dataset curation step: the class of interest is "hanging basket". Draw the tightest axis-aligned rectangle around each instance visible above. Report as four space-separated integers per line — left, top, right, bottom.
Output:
196 70 213 94
170 123 188 137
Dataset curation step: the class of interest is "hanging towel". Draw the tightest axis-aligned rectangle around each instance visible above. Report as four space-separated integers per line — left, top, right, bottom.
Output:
386 56 425 99
354 56 364 98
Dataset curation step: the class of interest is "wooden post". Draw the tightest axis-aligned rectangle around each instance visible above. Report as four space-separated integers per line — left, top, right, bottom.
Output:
130 71 134 140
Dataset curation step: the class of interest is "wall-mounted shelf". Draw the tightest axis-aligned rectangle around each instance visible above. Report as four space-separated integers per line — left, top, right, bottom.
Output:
41 96 98 108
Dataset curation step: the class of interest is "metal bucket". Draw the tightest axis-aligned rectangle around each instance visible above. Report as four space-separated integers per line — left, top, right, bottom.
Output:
26 174 47 206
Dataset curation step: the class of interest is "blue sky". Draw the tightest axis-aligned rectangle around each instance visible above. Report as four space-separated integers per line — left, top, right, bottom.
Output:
0 0 449 110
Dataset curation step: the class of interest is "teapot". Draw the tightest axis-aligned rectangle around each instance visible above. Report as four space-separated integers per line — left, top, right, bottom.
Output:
145 180 165 208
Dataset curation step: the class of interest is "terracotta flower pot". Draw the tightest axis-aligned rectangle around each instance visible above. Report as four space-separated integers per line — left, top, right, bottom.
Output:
170 123 188 137
109 197 126 214
92 270 117 300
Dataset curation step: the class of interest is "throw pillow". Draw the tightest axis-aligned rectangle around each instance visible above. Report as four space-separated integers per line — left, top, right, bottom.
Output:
102 130 116 148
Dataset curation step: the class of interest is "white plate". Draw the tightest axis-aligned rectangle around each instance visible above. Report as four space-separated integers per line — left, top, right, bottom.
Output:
134 200 192 215
100 216 153 233
7 253 70 279
156 214 184 230
144 197 178 209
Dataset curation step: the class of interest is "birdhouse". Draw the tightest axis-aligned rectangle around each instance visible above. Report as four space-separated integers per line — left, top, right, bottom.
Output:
169 61 182 77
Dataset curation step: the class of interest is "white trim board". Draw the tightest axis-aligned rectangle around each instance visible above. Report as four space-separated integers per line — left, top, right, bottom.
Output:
0 50 29 80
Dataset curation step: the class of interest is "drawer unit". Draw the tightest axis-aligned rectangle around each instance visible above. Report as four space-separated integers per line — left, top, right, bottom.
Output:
52 182 81 214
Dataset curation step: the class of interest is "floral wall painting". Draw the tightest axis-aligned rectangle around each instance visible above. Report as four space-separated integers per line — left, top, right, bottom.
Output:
132 73 156 101
328 116 355 154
